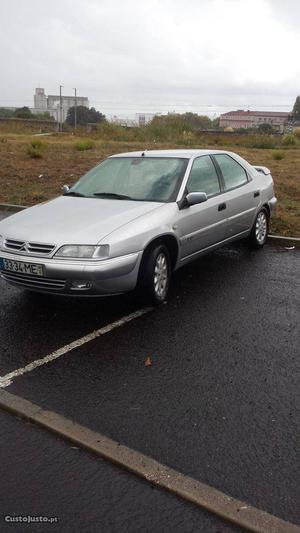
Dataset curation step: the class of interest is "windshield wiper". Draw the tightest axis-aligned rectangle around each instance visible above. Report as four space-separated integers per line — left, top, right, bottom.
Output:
92 192 133 200
63 191 86 197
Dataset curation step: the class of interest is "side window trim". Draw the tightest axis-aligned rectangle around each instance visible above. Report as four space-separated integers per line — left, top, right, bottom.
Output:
209 155 225 192
211 154 249 193
186 155 223 199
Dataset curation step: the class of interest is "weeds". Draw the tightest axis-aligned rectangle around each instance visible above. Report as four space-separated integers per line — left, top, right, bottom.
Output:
26 139 47 158
26 146 43 158
250 137 276 149
282 133 298 146
272 150 285 160
74 139 94 151
30 139 46 150
293 127 300 138
1 129 300 236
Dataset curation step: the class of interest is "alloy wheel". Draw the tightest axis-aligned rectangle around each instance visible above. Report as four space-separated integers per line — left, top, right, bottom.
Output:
255 211 267 244
153 252 168 299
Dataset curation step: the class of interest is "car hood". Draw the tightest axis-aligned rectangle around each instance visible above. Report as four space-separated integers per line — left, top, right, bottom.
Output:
0 196 163 245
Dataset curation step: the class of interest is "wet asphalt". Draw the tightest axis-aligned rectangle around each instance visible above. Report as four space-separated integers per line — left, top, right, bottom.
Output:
0 410 244 533
0 209 299 531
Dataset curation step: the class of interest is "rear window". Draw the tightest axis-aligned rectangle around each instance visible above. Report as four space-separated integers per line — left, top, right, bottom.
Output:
214 154 248 190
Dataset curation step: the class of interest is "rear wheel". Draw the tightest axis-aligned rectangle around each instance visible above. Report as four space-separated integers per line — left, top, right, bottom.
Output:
249 208 269 248
138 244 171 305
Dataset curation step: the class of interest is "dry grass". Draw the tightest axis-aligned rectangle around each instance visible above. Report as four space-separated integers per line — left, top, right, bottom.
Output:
0 132 299 236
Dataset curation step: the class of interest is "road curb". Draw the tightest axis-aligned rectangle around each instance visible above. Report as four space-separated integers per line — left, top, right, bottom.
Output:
0 203 27 212
0 390 299 533
268 235 300 248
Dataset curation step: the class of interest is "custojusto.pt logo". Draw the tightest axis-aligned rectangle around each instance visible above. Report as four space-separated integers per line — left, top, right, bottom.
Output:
4 515 58 524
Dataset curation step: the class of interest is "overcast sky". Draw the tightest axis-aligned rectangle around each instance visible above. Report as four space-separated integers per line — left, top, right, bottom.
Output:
0 0 299 117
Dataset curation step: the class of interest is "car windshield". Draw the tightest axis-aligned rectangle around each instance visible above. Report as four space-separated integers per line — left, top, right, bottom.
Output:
67 157 188 202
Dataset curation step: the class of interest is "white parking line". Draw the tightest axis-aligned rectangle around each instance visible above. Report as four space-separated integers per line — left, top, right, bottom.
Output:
0 307 152 388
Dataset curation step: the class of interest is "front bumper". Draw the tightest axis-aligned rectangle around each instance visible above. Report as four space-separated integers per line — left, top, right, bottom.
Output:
0 250 143 295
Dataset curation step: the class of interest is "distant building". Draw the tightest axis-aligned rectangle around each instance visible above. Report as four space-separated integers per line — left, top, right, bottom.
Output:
33 88 89 122
33 88 47 110
219 110 290 132
110 116 138 127
110 113 156 128
136 113 156 126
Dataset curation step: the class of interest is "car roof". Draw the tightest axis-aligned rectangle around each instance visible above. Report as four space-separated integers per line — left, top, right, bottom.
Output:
109 149 231 159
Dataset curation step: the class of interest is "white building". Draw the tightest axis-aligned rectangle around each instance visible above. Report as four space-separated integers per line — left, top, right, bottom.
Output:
136 113 156 126
110 113 156 127
33 88 89 122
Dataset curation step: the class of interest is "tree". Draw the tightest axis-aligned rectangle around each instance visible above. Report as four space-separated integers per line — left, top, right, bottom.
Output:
0 107 14 118
14 106 33 119
181 112 212 130
257 123 273 133
150 113 213 132
87 107 106 124
211 117 220 129
34 111 55 121
292 96 300 123
66 106 106 126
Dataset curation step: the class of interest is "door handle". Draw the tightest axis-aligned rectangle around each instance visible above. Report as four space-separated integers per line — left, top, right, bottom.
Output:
254 191 260 198
218 202 226 211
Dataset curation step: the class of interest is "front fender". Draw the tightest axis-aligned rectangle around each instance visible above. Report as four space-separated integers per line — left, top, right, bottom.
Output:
99 204 180 260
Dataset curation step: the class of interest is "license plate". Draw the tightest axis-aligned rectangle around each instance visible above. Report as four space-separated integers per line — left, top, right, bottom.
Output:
0 257 44 277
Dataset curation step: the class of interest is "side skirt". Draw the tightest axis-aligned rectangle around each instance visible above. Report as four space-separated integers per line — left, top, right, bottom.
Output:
176 230 250 269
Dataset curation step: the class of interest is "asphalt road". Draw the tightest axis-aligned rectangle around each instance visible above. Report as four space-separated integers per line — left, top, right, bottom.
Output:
0 209 299 531
0 410 244 533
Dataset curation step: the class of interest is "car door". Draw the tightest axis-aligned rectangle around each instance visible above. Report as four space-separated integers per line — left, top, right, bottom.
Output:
176 155 228 260
212 154 259 238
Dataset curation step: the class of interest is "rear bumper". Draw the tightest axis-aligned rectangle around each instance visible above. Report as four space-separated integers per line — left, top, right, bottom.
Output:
268 196 277 214
0 250 143 295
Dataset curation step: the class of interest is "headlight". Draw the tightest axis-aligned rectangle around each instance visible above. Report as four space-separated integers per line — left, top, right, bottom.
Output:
54 244 109 259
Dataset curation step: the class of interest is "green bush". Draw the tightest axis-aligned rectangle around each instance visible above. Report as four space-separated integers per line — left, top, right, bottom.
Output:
282 133 298 146
26 139 47 158
293 127 300 138
272 150 285 160
30 139 46 150
250 138 276 149
74 139 94 151
14 106 33 119
257 123 274 133
26 146 43 158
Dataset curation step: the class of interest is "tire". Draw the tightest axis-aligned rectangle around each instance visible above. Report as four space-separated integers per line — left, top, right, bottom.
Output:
138 244 171 305
249 208 269 248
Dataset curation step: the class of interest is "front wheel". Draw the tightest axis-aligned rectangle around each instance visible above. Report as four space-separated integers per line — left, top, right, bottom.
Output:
249 208 269 248
138 244 171 305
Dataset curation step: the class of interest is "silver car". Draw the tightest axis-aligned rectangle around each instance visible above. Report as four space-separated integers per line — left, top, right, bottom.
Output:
0 149 276 303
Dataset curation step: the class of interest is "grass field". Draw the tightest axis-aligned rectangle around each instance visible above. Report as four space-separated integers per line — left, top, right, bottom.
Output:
0 131 299 236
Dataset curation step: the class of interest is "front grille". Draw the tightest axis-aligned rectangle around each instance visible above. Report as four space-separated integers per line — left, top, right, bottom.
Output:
4 238 55 256
0 270 66 291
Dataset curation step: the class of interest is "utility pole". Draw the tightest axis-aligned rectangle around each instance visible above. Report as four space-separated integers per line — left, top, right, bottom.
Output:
73 88 77 129
59 85 63 132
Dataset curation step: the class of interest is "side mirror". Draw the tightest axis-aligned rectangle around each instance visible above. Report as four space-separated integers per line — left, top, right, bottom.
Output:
62 184 70 194
186 192 208 206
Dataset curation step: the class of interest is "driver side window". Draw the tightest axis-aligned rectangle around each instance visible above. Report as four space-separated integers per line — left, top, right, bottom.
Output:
186 156 221 197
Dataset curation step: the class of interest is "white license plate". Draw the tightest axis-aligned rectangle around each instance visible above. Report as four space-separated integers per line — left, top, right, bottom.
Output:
0 258 44 277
